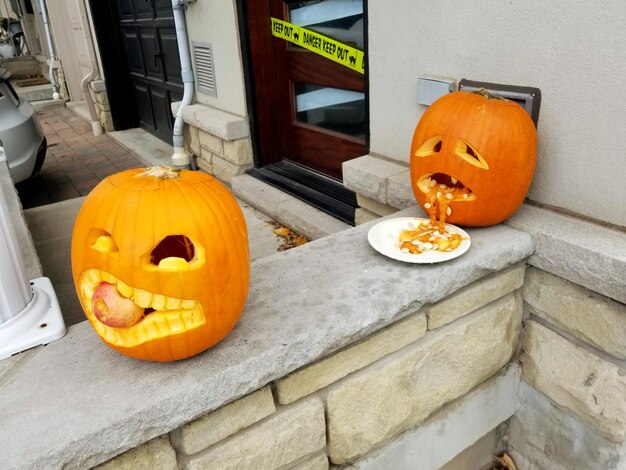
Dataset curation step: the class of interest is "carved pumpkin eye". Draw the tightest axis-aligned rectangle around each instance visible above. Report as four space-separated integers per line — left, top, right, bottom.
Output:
88 229 119 255
146 235 204 272
414 136 442 157
455 139 489 169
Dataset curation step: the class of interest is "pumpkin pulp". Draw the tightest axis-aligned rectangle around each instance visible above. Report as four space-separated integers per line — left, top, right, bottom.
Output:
416 173 475 233
398 218 465 254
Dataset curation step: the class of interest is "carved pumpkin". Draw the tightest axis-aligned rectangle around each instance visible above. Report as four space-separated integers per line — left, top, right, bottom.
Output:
410 90 537 227
71 167 250 361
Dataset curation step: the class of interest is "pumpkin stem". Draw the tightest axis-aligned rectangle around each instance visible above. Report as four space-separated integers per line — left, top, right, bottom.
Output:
470 88 510 102
136 166 182 179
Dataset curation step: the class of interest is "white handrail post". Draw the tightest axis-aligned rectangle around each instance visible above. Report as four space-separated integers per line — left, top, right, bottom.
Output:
0 149 66 359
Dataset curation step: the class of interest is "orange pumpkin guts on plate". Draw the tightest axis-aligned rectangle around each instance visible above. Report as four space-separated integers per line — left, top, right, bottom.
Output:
410 90 538 227
71 166 250 361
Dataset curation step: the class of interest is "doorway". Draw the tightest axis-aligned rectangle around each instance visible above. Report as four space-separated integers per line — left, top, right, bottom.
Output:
90 0 183 143
244 0 368 224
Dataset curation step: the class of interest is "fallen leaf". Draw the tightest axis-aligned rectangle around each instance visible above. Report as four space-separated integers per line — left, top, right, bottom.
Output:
272 223 308 252
492 452 517 470
273 227 291 237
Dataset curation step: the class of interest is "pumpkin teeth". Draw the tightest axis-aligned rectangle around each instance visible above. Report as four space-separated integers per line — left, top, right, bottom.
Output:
78 268 205 347
166 297 181 310
79 269 198 312
134 289 153 309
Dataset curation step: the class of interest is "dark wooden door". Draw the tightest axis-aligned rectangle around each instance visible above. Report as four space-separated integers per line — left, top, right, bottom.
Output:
247 0 367 181
116 0 183 143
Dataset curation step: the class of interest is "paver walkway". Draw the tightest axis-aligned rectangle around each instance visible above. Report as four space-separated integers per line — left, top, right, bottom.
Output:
15 106 144 209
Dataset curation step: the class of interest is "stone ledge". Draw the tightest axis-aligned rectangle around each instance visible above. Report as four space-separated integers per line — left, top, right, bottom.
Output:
343 154 407 204
171 102 249 141
506 204 626 304
387 170 414 210
0 206 533 469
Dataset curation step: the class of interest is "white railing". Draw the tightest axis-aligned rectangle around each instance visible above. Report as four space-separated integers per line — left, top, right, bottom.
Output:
0 148 65 359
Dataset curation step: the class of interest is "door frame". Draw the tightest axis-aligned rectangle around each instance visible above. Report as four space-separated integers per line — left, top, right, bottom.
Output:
89 0 183 141
237 0 369 225
88 0 138 131
238 0 370 174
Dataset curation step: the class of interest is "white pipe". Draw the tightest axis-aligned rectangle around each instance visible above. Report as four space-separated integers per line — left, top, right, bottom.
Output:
171 0 196 169
77 0 103 136
37 0 60 100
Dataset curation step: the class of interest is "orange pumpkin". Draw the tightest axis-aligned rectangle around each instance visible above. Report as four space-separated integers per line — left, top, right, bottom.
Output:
410 90 537 227
71 166 250 361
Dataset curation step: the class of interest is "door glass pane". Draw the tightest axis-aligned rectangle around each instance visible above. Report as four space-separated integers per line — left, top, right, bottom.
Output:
294 83 365 137
288 0 364 49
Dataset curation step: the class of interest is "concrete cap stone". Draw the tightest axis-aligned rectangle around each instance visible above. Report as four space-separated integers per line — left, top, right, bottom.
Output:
172 102 250 141
506 204 626 303
0 206 533 469
343 155 408 204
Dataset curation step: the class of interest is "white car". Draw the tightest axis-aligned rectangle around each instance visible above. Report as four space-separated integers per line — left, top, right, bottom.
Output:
0 66 47 183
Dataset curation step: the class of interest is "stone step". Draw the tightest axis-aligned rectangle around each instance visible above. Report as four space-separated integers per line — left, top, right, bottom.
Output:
11 79 54 102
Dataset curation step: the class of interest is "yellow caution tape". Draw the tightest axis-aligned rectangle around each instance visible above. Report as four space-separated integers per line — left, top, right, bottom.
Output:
270 17 365 74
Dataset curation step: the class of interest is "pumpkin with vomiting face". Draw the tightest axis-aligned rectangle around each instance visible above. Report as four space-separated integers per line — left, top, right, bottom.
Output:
410 90 537 227
71 166 250 361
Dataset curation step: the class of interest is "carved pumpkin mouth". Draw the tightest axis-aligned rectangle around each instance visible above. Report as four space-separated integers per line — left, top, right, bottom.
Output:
79 268 206 347
417 173 477 202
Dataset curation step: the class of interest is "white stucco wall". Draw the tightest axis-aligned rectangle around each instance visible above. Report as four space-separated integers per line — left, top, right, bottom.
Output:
185 0 247 117
368 1 626 227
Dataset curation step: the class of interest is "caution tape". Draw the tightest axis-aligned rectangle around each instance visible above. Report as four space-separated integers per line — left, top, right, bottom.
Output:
270 17 365 74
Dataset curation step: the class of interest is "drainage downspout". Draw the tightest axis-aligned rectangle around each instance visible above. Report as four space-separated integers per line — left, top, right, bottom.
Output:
77 0 103 136
171 0 196 169
37 0 60 100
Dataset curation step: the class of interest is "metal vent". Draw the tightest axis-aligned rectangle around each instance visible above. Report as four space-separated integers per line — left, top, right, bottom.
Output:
193 42 217 97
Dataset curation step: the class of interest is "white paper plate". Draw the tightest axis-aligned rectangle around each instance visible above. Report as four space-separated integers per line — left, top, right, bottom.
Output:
367 217 471 264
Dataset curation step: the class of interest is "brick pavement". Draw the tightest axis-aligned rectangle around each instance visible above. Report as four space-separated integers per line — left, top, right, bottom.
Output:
15 106 145 209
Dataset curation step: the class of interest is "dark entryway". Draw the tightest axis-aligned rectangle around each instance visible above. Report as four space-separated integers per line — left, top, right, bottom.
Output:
243 0 368 224
90 0 183 144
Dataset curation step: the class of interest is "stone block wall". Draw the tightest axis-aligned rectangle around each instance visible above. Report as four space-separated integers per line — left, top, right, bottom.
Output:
174 103 252 185
54 64 70 102
89 80 114 132
510 267 626 469
343 152 626 468
96 265 526 469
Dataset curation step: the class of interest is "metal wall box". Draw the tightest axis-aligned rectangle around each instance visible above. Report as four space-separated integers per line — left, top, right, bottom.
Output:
458 79 542 127
418 76 456 106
